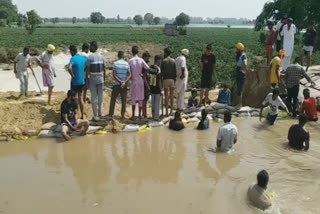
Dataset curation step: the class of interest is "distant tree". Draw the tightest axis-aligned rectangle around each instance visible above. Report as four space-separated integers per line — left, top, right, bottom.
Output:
72 16 76 24
175 13 190 26
51 17 59 24
117 14 120 22
144 13 154 25
153 17 161 25
90 12 105 24
0 19 6 27
17 13 25 26
133 15 143 26
25 10 42 34
0 0 18 24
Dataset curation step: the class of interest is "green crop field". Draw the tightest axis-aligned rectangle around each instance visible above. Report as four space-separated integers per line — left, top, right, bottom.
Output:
0 26 319 87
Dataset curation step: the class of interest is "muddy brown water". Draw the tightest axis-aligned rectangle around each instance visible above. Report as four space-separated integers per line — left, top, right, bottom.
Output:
1 118 320 214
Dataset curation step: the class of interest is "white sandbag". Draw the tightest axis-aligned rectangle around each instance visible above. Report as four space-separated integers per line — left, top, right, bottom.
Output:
187 117 200 123
187 112 197 118
239 112 251 117
149 121 164 128
212 103 227 110
195 111 202 118
217 114 225 119
214 117 223 122
181 114 189 119
41 122 57 130
123 124 140 133
250 111 260 117
87 126 103 134
39 130 62 138
207 115 213 120
238 106 252 112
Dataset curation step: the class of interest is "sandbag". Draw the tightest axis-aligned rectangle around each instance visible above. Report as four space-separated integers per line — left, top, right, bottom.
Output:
187 117 200 124
214 117 223 122
217 108 228 114
187 112 197 118
41 122 57 130
123 124 140 133
238 106 252 113
149 121 164 128
212 103 227 110
139 125 150 133
239 112 251 117
250 111 260 117
226 106 237 112
207 115 213 120
39 130 62 138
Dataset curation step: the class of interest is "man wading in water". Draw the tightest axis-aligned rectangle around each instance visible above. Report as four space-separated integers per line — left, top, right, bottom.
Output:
288 114 310 151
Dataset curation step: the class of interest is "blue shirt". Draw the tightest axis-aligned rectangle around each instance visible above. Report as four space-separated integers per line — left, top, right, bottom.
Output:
113 59 130 85
70 54 87 86
197 118 209 130
218 89 231 106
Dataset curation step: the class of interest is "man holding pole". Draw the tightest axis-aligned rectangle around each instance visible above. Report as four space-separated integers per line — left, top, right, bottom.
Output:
36 44 57 105
14 47 32 98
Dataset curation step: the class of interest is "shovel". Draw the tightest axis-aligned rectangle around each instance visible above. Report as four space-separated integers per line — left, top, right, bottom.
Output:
30 67 43 96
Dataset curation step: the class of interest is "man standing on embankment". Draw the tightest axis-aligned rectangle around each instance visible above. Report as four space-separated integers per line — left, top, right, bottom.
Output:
36 44 57 105
175 49 189 111
235 43 247 107
14 47 31 98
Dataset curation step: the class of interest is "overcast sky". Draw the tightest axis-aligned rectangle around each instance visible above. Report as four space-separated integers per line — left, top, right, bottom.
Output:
13 0 268 19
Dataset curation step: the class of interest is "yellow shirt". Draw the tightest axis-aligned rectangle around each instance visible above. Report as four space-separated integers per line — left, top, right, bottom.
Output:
270 56 281 84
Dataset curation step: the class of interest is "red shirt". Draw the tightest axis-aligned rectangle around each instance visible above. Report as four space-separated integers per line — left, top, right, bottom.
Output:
302 97 318 120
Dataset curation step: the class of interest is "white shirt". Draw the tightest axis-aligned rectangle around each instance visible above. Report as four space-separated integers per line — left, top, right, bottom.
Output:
175 55 188 92
280 24 296 56
79 52 89 59
275 21 284 41
217 122 238 152
15 53 31 73
38 51 55 75
262 93 287 115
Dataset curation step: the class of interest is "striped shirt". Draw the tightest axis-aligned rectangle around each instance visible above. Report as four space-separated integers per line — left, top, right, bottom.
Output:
87 52 105 85
285 63 312 88
113 59 130 85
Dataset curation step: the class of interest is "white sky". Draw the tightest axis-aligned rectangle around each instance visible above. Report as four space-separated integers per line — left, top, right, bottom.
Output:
13 0 268 19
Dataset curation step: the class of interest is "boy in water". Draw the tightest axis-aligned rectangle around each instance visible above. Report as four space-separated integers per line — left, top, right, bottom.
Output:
260 88 289 125
188 89 198 108
288 114 310 151
197 109 209 130
248 170 273 210
169 111 185 131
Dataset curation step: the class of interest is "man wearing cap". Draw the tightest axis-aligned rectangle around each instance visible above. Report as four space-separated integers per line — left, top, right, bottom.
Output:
36 44 57 105
235 42 247 106
269 50 285 88
175 49 189 110
161 48 176 116
280 18 296 72
199 44 216 106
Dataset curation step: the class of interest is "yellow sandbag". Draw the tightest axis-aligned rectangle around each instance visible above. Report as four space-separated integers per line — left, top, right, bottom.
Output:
278 110 289 118
95 130 107 135
266 191 278 202
13 135 28 140
139 125 150 133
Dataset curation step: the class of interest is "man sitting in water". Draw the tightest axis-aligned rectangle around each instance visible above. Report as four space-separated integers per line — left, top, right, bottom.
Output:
216 111 238 152
260 88 289 125
301 88 318 122
61 90 89 141
169 111 185 131
248 170 273 211
197 109 209 130
288 114 310 151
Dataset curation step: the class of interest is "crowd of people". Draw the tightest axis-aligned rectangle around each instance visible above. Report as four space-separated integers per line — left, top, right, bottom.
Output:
11 17 318 210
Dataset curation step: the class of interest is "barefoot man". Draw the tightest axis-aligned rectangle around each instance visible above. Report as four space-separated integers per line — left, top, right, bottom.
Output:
36 44 57 105
61 90 89 141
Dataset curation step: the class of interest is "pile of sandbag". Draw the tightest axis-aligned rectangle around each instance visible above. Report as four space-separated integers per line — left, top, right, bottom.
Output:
38 122 103 138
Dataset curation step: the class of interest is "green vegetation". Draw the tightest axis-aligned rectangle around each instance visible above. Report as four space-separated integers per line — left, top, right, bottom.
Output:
0 26 319 87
